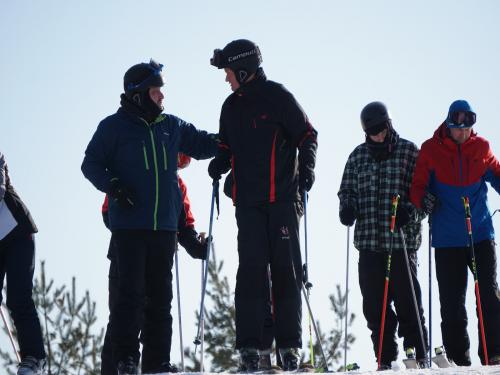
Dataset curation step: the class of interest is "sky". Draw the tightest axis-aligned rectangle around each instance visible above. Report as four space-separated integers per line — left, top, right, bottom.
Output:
2 0 500 371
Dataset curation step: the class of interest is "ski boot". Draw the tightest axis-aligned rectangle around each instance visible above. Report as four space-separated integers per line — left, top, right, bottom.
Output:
431 346 453 368
239 347 260 373
147 362 179 373
490 355 500 365
17 356 46 375
279 348 300 372
117 356 138 375
377 363 391 371
402 347 417 369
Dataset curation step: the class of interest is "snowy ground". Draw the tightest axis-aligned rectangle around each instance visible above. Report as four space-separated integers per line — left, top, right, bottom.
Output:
143 365 500 375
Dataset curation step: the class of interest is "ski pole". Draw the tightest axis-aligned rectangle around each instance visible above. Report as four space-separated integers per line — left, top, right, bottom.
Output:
287 242 329 371
399 227 427 363
193 179 218 370
0 304 21 362
491 209 500 218
174 243 185 371
302 191 314 366
462 196 489 365
344 226 350 371
428 215 432 368
377 194 399 370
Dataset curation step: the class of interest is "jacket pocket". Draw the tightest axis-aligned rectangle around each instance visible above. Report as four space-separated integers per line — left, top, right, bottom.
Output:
162 141 168 171
142 141 150 170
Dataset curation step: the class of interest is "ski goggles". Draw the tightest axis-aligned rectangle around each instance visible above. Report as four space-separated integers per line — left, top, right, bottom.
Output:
127 59 164 92
210 47 262 69
365 121 388 136
447 111 476 128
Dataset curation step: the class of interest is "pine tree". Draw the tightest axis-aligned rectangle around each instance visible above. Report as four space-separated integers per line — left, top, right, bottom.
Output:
0 261 104 375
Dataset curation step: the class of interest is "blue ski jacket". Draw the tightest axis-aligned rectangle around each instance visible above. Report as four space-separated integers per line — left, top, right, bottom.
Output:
81 108 217 231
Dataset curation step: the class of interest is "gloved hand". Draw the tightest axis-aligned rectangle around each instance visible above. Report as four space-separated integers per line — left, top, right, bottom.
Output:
299 167 315 192
208 158 223 181
178 227 208 260
395 204 411 229
109 178 134 209
223 173 233 199
422 192 437 215
339 205 356 226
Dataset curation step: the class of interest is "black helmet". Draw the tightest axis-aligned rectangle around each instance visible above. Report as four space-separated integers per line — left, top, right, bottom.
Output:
360 101 392 135
210 39 262 84
124 59 164 100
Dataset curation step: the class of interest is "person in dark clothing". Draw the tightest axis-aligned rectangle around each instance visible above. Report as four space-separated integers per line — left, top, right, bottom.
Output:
0 151 47 375
100 154 208 375
338 102 428 370
81 59 217 375
208 39 317 372
410 100 500 366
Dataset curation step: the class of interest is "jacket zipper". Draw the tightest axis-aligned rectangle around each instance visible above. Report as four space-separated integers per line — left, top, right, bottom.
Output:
142 141 150 170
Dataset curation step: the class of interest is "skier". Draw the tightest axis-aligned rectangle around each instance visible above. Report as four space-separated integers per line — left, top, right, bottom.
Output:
338 102 429 370
100 153 208 375
410 100 500 366
0 151 47 375
208 39 318 372
81 59 217 374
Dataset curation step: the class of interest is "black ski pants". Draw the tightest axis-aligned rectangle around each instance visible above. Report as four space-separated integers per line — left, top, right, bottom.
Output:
359 250 428 365
435 239 500 365
108 230 176 370
234 201 303 350
0 234 45 360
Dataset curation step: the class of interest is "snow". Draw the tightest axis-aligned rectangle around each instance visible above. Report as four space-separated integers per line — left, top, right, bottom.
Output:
142 365 500 375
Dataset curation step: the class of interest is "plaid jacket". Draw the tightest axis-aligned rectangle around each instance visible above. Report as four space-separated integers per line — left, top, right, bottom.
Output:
338 137 423 253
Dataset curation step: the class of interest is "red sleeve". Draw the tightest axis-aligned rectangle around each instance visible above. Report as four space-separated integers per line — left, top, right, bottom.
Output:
179 176 195 228
102 194 109 213
410 142 432 209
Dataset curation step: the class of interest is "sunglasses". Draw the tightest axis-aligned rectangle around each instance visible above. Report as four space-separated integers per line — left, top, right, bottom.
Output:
448 111 476 128
365 121 388 136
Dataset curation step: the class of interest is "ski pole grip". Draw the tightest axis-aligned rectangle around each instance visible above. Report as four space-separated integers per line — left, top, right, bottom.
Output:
462 196 472 234
390 195 400 233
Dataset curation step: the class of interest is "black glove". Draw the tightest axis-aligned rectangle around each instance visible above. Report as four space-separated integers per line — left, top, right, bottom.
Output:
339 205 356 226
102 211 110 230
223 173 233 199
395 204 411 229
299 167 315 192
208 158 223 180
109 179 134 209
422 192 437 215
178 227 208 260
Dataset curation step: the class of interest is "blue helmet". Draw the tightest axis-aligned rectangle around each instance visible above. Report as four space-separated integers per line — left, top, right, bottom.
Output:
447 100 476 128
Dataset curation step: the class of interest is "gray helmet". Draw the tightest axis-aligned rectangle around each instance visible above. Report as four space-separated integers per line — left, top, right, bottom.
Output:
360 101 392 135
210 39 262 84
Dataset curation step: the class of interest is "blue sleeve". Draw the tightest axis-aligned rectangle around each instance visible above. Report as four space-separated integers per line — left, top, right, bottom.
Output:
81 121 115 193
178 120 218 160
485 169 500 195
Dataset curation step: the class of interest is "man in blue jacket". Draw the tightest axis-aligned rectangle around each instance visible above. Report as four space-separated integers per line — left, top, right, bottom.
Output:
81 59 217 375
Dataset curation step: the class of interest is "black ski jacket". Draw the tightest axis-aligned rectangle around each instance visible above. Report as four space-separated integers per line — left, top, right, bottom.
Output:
214 69 317 206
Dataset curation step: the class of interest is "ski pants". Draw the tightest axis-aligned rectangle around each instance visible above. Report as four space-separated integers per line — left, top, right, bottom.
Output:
358 249 428 365
435 239 500 365
0 233 45 360
234 201 303 350
108 230 176 371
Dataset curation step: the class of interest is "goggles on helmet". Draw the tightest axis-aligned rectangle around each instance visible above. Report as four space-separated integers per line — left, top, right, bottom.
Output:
365 121 388 136
127 59 164 92
448 111 476 128
210 47 262 69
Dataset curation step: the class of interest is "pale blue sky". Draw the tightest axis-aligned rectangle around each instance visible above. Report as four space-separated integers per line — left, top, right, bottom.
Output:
2 0 500 371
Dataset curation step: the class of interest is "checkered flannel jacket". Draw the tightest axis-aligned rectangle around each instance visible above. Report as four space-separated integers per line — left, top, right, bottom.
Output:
338 137 423 253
